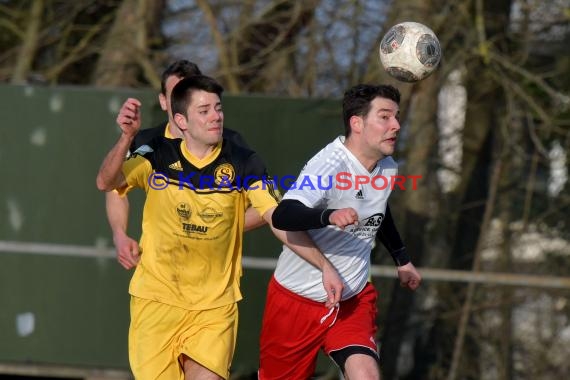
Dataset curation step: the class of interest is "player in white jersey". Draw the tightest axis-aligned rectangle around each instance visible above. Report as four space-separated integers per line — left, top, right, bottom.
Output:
259 84 422 380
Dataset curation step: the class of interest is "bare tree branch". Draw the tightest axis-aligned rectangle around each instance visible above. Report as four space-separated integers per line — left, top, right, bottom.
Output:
196 0 240 92
446 154 504 380
10 0 43 83
43 13 115 82
488 50 566 104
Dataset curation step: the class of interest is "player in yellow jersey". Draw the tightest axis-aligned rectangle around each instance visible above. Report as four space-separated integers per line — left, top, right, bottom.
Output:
96 75 324 380
105 60 264 270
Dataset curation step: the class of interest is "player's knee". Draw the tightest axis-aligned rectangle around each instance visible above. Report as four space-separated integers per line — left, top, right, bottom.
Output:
330 346 380 380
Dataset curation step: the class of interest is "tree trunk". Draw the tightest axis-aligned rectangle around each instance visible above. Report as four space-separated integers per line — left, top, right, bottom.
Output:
378 1 445 378
11 0 43 83
93 0 165 88
380 75 441 379
379 0 515 378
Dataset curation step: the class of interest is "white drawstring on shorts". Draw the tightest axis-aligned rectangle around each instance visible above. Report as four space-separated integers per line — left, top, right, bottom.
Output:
320 303 340 327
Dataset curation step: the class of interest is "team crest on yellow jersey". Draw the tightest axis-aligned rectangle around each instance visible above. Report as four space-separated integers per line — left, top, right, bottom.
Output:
176 203 192 220
214 163 235 185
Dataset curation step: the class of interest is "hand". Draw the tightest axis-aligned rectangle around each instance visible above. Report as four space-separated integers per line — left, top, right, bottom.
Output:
328 208 359 229
116 98 142 138
113 231 141 269
397 262 421 290
322 260 344 308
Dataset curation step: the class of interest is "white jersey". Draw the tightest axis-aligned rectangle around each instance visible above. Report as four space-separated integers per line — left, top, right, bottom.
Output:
274 136 398 302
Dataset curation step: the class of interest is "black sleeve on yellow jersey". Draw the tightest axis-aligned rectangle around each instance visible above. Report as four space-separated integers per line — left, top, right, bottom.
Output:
223 127 250 149
123 136 186 194
129 123 167 153
128 135 178 172
242 152 271 187
272 199 337 231
239 150 281 209
376 204 410 266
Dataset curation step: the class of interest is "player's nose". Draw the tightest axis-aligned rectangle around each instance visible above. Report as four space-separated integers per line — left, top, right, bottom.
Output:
391 118 401 131
210 109 223 122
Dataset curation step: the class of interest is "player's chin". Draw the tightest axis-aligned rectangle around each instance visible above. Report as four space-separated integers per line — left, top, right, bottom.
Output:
207 128 223 142
380 146 396 156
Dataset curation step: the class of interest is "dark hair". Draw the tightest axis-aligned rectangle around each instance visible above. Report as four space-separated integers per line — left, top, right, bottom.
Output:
342 84 401 137
160 60 202 95
171 75 224 117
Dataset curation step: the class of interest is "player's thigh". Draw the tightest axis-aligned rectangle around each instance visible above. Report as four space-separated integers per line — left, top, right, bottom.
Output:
324 283 379 370
344 353 381 380
128 296 186 380
330 346 381 380
259 277 328 380
182 355 224 380
180 302 238 380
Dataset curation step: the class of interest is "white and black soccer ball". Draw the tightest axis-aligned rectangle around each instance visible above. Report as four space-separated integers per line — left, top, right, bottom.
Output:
379 21 441 83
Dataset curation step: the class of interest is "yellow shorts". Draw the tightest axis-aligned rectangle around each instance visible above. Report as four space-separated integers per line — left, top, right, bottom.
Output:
128 296 238 380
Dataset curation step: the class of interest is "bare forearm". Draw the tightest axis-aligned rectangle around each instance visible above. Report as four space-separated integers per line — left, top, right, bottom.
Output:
270 227 331 270
264 207 343 306
244 207 266 232
105 191 130 235
263 207 327 269
96 134 133 191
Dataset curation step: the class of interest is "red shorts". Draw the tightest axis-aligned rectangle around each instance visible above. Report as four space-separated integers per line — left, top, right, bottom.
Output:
259 276 378 380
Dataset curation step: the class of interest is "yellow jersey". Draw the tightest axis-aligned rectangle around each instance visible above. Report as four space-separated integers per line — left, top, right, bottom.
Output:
119 136 279 310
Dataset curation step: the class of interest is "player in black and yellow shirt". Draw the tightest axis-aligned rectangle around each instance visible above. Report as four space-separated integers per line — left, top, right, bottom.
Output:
106 60 264 271
96 75 320 380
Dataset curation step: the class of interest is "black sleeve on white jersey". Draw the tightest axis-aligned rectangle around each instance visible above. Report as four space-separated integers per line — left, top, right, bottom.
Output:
376 204 410 266
272 199 336 231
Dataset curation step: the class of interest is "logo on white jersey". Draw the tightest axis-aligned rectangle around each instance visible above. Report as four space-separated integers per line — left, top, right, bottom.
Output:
362 213 384 227
355 189 364 199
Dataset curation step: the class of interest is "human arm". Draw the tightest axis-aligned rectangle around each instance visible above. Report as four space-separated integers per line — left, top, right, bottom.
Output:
271 199 359 230
269 199 359 305
105 191 140 269
96 98 141 191
244 206 266 231
243 152 345 306
263 206 343 308
269 199 359 306
377 204 422 290
397 263 421 290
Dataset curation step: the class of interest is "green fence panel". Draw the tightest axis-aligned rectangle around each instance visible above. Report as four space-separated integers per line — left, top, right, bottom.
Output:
0 84 342 374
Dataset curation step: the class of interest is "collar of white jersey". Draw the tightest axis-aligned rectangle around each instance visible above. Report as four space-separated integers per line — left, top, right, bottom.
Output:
334 136 382 175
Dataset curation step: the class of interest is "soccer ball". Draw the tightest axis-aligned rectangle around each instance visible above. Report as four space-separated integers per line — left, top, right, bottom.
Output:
379 21 441 82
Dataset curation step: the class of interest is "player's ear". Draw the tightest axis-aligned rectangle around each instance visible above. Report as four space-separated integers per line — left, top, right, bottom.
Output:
173 113 187 131
349 115 363 134
158 93 167 112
